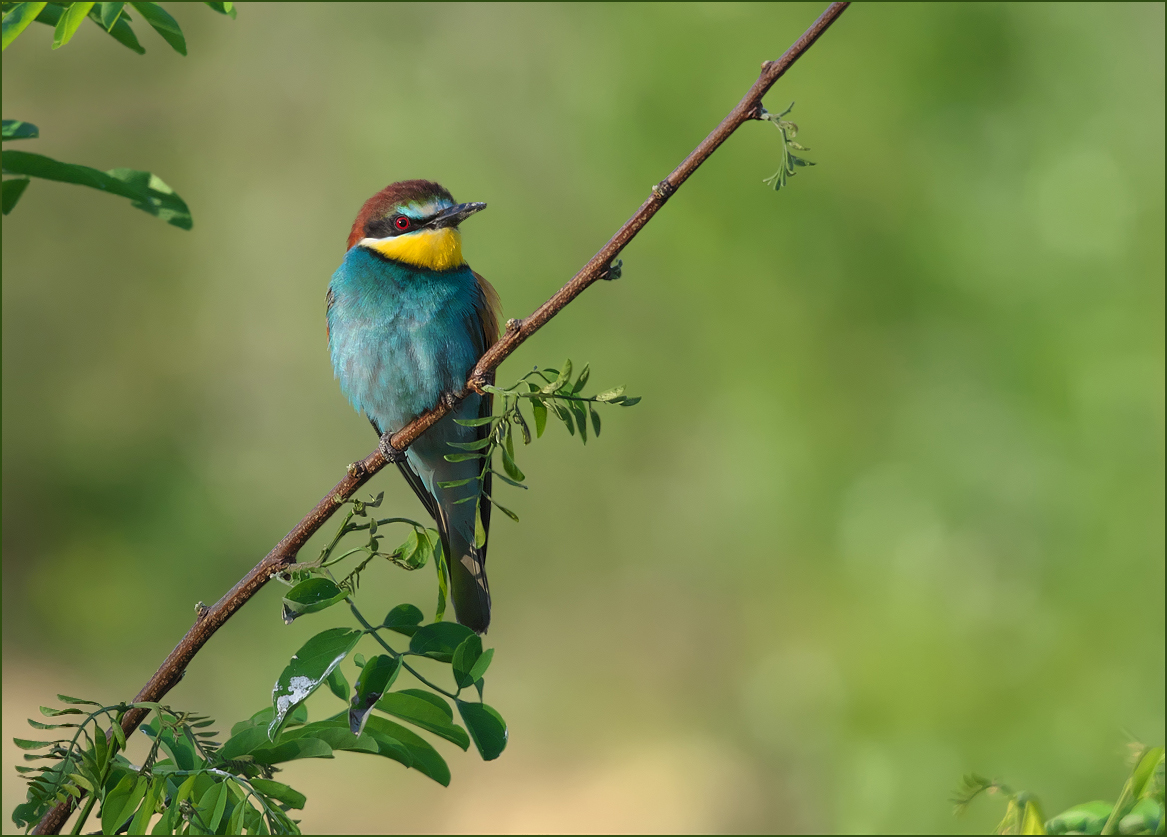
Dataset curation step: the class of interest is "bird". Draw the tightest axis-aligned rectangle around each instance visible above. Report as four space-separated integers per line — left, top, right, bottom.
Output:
327 180 500 634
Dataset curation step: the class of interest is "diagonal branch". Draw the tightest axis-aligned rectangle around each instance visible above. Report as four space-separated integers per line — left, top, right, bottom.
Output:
31 3 849 832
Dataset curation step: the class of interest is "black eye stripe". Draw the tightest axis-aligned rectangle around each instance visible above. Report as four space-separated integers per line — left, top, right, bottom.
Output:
364 213 428 239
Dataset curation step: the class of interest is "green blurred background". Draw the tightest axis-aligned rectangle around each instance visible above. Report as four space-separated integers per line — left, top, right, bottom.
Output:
3 2 1163 832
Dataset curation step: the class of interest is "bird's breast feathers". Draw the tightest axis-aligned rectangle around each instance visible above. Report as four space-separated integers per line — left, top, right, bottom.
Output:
358 228 464 272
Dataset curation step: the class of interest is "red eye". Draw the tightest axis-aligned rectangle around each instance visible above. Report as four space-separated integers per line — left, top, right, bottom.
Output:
394 215 411 231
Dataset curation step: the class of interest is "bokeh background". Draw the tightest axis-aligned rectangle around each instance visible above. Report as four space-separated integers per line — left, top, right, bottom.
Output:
3 2 1163 833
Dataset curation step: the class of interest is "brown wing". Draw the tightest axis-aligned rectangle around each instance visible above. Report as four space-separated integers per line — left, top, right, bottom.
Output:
325 285 335 341
473 270 501 349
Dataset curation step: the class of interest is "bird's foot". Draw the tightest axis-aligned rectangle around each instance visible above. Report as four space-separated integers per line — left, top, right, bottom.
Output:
441 391 463 410
378 433 407 463
600 258 623 281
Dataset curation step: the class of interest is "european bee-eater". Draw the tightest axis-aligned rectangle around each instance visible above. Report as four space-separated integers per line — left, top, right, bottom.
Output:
327 180 500 634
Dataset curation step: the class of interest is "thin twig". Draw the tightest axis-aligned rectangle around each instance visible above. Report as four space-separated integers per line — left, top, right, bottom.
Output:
32 3 848 832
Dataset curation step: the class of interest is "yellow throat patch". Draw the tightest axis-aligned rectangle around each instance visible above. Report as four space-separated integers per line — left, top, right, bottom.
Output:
360 228 465 271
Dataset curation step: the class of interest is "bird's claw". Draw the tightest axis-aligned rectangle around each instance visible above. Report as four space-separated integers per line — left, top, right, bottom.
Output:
378 433 407 463
601 259 623 281
442 391 468 410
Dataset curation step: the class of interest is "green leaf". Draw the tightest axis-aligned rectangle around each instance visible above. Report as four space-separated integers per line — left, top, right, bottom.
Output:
1118 798 1162 835
190 780 227 835
282 718 385 756
39 705 83 716
443 452 485 462
1104 748 1165 834
451 634 483 689
489 468 527 489
531 398 547 438
94 725 108 769
2 119 39 140
246 736 334 766
500 445 525 482
224 791 247 836
128 2 183 53
467 647 494 683
281 577 347 623
238 701 307 736
389 528 429 570
203 1 234 18
571 400 588 443
348 655 402 736
1 150 191 227
2 2 48 49
102 774 147 835
453 416 495 427
1047 801 1114 835
216 724 271 762
487 496 520 522
552 402 574 435
362 715 451 786
590 406 601 437
542 359 571 394
248 778 305 810
437 477 475 489
57 694 101 705
382 603 424 636
127 776 163 835
593 386 625 402
325 665 349 702
433 536 448 622
618 396 641 407
68 772 95 793
447 436 493 451
409 621 475 663
374 690 469 750
268 627 362 740
0 177 27 211
109 717 127 751
98 1 123 29
88 2 142 53
570 362 590 395
52 2 95 48
12 738 55 749
456 701 508 761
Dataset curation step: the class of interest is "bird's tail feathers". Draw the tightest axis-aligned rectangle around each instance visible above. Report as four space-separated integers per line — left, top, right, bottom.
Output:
434 501 491 634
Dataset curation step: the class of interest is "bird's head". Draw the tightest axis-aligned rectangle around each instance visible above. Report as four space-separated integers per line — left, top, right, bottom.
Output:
347 179 485 272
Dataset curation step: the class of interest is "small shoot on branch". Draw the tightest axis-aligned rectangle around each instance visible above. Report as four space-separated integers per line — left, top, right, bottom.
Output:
759 102 815 191
442 359 639 528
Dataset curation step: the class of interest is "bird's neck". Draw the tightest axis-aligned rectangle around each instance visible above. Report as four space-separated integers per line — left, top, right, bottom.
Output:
357 228 465 271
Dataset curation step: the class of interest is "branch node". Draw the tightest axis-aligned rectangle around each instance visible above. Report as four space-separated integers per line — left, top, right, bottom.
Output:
504 317 523 334
194 601 210 621
468 375 489 395
346 461 365 478
651 179 676 201
600 259 623 281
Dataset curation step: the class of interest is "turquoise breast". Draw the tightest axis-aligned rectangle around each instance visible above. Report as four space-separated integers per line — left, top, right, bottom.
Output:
327 246 485 435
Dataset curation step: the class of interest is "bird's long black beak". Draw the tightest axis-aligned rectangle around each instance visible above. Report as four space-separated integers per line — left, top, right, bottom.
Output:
428 202 486 229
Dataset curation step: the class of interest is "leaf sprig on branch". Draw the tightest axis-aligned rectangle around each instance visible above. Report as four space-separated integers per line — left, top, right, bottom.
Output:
12 698 303 835
760 102 816 191
441 359 640 524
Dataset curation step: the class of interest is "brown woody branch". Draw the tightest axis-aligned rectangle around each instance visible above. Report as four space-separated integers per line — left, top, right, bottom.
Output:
32 3 848 832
